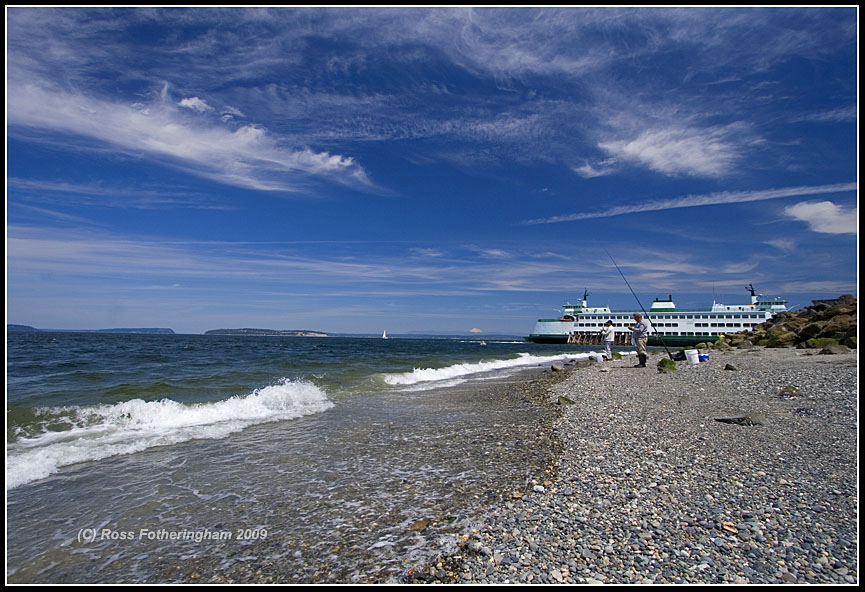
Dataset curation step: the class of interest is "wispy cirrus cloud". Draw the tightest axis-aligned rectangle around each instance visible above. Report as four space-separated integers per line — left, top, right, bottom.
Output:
7 82 373 193
522 183 858 225
6 7 856 186
597 124 745 178
8 178 235 211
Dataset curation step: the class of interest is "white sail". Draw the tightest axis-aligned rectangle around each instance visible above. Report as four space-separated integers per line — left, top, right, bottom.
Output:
381 330 388 339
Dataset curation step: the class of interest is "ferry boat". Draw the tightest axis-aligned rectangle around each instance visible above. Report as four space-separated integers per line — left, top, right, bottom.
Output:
526 285 787 347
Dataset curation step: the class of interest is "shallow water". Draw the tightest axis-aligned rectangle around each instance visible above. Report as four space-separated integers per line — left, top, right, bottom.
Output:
8 373 563 583
7 333 593 582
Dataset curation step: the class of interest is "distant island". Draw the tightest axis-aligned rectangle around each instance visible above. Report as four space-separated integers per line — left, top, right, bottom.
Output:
7 325 175 334
91 328 176 334
204 328 329 337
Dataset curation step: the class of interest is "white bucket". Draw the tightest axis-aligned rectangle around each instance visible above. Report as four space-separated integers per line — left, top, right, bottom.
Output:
685 349 700 365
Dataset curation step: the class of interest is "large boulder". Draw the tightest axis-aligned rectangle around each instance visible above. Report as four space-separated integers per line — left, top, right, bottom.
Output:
797 321 825 341
818 295 857 320
818 314 853 340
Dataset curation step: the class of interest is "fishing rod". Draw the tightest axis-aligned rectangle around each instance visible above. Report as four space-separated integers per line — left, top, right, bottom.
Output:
605 250 673 360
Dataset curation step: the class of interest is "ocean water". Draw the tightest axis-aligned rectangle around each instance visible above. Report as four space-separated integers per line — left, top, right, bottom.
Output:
6 332 602 583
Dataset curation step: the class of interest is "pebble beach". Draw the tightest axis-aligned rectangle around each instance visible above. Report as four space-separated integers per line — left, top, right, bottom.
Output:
417 347 858 584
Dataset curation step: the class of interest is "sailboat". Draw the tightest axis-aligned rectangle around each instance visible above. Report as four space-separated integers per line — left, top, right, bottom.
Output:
381 330 388 339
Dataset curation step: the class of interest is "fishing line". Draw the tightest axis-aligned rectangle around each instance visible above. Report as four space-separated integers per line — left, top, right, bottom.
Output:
605 250 673 359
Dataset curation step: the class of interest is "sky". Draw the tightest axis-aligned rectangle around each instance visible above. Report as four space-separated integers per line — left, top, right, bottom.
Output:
5 6 859 335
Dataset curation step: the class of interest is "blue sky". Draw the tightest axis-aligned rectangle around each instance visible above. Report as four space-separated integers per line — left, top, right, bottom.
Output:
6 7 858 335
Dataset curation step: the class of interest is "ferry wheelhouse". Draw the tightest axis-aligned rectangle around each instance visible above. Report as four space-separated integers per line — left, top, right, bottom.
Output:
527 285 787 347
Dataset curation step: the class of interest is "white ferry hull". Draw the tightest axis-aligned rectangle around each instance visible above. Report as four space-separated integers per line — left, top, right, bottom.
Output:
527 288 786 348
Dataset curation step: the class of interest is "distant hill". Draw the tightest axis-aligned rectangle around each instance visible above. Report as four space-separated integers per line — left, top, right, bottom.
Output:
7 325 175 335
204 328 328 337
92 328 176 334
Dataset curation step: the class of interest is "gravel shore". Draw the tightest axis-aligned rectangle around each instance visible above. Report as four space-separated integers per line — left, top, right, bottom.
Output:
422 347 858 584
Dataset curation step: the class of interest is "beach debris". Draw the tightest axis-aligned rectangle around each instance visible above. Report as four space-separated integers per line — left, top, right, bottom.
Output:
533 485 545 493
722 521 738 534
557 395 575 406
724 363 738 371
551 364 564 372
409 519 430 531
778 385 800 398
715 413 766 426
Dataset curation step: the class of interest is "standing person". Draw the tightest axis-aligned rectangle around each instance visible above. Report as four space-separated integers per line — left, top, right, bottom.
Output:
601 320 615 361
628 313 650 367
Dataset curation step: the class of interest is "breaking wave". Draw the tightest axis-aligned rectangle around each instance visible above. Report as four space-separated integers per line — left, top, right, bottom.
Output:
6 379 333 490
382 352 603 386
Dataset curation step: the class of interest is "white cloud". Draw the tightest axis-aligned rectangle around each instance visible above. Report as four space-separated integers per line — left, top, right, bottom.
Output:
572 159 617 179
177 96 213 113
7 83 372 193
793 105 857 123
220 105 246 122
598 125 741 178
523 183 858 225
784 201 858 235
411 248 444 257
764 238 797 253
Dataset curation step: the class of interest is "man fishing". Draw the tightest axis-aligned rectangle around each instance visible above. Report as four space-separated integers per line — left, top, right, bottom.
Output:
628 313 650 368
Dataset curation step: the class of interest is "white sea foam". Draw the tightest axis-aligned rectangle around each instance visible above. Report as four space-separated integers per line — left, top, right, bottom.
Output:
6 379 333 490
382 352 602 386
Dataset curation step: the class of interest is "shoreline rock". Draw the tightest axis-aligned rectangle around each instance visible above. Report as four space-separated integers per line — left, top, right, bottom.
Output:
725 294 856 351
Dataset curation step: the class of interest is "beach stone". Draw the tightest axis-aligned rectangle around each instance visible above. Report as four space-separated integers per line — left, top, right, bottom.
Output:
419 347 857 586
820 344 851 355
714 413 766 426
409 519 429 531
